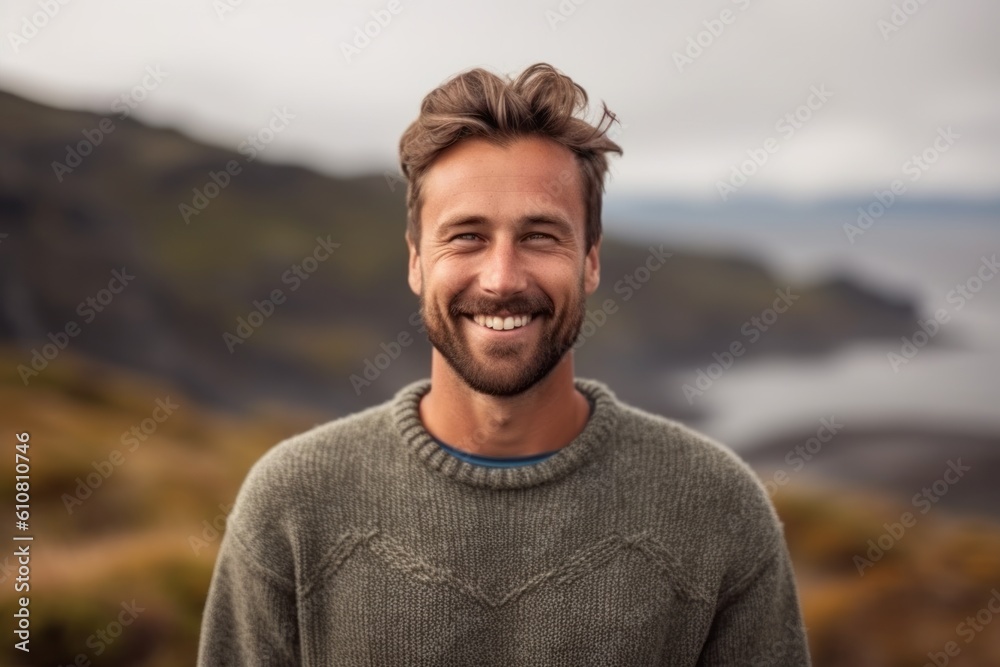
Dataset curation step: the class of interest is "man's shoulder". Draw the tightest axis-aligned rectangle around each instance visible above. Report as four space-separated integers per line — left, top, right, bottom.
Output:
600 385 788 568
219 386 413 572
601 387 780 527
227 387 406 521
256 397 394 473
609 392 758 485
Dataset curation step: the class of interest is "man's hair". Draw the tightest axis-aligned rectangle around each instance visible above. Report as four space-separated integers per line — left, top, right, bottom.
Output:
399 63 622 253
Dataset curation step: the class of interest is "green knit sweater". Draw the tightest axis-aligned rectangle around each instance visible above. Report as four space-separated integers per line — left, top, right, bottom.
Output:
198 378 810 666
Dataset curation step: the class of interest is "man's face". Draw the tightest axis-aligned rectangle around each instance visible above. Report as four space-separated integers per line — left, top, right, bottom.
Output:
407 135 600 397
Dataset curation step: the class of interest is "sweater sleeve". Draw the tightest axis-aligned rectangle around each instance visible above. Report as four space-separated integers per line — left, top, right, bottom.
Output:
197 527 301 666
695 544 810 666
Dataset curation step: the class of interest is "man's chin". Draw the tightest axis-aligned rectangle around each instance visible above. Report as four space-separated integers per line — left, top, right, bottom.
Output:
450 348 567 397
456 370 548 398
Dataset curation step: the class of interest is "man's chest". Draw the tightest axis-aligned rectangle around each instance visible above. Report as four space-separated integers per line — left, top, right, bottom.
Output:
296 526 717 666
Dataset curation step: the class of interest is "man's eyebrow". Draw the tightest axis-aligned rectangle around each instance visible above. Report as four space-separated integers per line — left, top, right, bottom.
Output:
437 215 486 233
436 214 575 236
523 214 575 234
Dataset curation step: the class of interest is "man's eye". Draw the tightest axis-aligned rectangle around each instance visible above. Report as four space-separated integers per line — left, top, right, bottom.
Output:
451 233 479 242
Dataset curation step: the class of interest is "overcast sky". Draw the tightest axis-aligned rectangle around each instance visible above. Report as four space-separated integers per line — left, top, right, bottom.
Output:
2 0 998 202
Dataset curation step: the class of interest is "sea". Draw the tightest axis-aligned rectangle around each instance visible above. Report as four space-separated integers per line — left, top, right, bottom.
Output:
604 196 1000 451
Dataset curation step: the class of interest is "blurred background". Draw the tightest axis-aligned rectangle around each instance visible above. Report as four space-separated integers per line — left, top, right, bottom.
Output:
1 0 999 664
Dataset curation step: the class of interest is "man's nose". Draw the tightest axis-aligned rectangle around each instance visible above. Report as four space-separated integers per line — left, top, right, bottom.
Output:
478 239 528 296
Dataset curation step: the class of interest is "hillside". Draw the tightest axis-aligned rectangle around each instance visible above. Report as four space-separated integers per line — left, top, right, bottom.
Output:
2 350 999 666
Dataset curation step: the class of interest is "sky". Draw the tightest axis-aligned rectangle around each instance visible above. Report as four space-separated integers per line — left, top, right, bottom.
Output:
1 0 998 202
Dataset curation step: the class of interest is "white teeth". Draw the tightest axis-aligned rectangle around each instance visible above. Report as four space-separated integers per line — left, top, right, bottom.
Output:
470 313 532 330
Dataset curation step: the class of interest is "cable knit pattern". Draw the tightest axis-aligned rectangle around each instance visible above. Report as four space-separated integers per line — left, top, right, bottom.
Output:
198 377 810 666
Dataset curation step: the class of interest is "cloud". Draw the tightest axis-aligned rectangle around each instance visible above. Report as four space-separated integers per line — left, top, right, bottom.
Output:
2 0 997 199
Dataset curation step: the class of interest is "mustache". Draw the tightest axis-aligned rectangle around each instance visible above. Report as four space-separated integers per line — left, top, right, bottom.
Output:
448 293 555 318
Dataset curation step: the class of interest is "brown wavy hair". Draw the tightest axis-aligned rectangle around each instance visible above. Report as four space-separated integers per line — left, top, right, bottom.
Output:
399 63 622 253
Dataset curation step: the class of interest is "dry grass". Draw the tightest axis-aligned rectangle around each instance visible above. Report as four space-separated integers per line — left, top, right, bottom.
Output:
2 347 999 665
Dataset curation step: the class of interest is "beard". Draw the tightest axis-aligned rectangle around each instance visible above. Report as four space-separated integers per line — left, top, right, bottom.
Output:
419 275 586 397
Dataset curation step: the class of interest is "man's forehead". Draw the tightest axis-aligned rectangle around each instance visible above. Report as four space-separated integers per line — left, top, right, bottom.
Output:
424 175 584 227
430 175 571 194
424 136 579 185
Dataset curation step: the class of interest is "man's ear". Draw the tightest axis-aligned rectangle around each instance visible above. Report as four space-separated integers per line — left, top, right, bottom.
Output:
584 236 601 295
406 229 422 296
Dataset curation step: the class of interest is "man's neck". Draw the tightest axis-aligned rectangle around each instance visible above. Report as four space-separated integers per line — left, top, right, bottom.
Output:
418 352 591 458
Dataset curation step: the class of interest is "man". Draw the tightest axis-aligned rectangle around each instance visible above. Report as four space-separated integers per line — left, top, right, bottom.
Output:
198 63 811 666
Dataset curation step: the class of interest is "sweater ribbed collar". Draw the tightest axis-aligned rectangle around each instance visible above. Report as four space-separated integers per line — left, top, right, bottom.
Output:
391 377 620 490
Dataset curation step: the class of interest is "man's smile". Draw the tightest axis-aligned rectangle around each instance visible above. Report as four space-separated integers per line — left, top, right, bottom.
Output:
463 312 539 332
